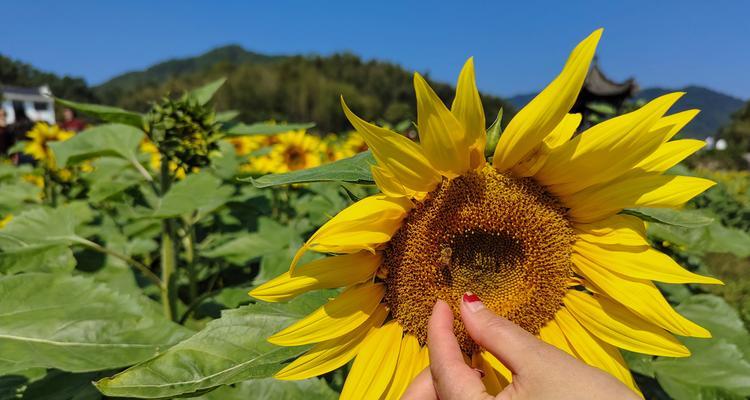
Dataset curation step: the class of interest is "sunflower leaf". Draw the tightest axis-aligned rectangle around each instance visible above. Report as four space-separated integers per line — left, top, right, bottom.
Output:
247 151 376 188
188 77 227 105
484 108 503 157
55 98 143 129
0 273 192 374
190 377 338 400
621 207 714 228
94 292 332 399
48 123 145 169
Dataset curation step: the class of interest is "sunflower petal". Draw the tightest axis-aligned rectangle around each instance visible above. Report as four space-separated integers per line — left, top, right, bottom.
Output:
493 29 601 171
275 304 389 380
414 73 470 176
573 254 710 337
268 284 385 346
513 113 582 177
555 308 641 395
291 194 411 271
481 351 512 386
565 175 715 223
452 57 486 169
539 318 576 356
536 93 684 195
631 139 706 174
371 165 417 198
574 215 648 247
340 320 403 400
654 109 700 142
564 291 690 357
341 97 441 193
250 252 380 302
382 333 422 400
574 241 722 285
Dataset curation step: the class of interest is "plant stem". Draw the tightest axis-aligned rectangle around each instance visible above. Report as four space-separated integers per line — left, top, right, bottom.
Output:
181 217 198 302
160 160 178 321
73 237 163 289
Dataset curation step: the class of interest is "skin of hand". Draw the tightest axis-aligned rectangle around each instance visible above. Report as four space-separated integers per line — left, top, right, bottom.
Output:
402 295 641 400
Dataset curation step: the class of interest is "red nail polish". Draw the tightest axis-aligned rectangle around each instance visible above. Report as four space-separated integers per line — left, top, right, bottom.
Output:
463 292 480 303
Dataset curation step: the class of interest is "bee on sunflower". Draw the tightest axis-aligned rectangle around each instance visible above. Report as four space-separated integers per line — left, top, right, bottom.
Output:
251 28 720 399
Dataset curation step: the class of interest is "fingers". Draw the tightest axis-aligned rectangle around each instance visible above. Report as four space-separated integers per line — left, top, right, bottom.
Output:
459 292 559 375
427 299 489 400
401 367 438 400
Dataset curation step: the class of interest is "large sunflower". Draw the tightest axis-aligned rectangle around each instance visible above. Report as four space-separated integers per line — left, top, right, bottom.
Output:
250 29 721 399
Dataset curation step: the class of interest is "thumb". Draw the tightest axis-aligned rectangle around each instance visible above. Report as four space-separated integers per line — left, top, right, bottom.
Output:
459 292 554 375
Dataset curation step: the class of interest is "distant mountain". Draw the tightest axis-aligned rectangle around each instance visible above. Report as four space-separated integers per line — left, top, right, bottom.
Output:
94 45 282 105
508 86 745 139
635 86 744 139
93 46 514 133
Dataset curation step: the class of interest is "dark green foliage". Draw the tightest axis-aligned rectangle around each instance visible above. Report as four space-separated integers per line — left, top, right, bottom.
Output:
716 100 750 169
93 48 514 132
0 55 96 102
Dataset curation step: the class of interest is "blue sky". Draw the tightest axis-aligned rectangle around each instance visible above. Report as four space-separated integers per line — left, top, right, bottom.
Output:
1 0 748 99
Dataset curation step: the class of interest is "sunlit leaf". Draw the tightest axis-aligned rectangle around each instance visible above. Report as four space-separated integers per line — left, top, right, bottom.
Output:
189 78 227 105
0 273 192 373
49 124 145 169
248 151 375 188
153 173 226 218
622 207 714 228
55 98 143 129
95 292 331 398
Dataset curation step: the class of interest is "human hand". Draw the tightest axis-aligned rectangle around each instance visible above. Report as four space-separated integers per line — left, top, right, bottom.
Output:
402 295 640 400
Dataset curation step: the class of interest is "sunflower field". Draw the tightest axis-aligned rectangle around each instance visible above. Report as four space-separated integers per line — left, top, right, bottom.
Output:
1 31 750 400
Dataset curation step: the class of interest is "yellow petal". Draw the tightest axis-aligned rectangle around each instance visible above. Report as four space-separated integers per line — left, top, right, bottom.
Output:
341 97 441 193
536 93 684 196
513 113 581 177
555 308 641 395
539 318 576 357
268 283 385 346
574 241 722 284
573 254 710 337
574 215 648 247
564 291 689 357
493 29 601 171
250 252 380 302
291 194 411 271
414 73 470 176
371 165 416 198
416 345 430 370
451 57 486 169
381 333 422 400
481 351 512 386
565 175 715 223
653 109 700 142
275 304 389 380
340 320 403 400
472 352 504 395
631 139 705 175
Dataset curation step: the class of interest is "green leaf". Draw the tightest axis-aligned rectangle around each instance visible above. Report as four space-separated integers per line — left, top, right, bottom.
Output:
0 206 79 247
648 221 750 258
0 273 192 373
55 98 143 129
215 110 240 122
192 378 338 400
225 122 315 136
95 292 331 399
484 108 503 158
622 208 714 228
48 124 145 169
651 295 750 399
0 244 75 274
153 173 224 218
189 78 227 105
248 151 375 188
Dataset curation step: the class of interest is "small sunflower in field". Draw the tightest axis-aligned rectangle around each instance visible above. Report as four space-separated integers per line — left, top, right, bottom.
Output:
341 131 368 155
247 130 325 174
23 122 75 168
227 136 265 156
251 29 721 399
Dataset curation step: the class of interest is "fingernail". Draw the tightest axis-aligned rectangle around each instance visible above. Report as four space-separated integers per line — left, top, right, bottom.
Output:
462 292 484 312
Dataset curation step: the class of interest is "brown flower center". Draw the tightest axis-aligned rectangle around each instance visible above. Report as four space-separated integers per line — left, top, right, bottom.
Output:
383 165 574 353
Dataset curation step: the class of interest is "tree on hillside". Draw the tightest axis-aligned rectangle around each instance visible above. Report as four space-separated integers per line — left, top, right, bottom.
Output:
718 100 750 169
0 55 96 102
